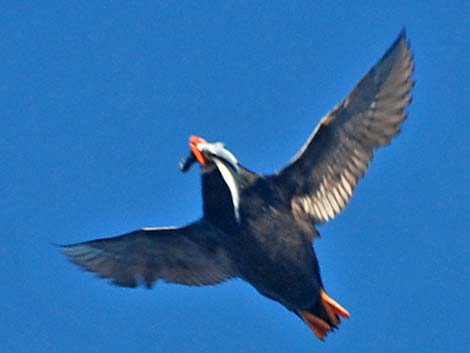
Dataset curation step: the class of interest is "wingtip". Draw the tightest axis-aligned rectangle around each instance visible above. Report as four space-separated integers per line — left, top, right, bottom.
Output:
376 29 413 83
398 27 407 39
401 29 413 58
391 28 411 53
55 242 75 254
51 242 68 252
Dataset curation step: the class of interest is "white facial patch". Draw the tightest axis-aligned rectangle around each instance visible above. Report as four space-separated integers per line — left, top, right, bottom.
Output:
197 141 241 223
212 158 240 223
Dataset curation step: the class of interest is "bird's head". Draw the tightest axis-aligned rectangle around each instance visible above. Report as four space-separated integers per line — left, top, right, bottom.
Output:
179 135 239 174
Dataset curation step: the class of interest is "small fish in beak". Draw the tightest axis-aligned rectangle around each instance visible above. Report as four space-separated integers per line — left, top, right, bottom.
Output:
179 153 196 172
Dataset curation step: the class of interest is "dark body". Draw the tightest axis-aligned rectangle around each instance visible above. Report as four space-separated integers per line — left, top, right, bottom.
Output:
203 166 322 311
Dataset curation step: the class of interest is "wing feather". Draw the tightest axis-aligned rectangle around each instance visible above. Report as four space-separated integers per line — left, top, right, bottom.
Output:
269 31 414 224
60 220 237 288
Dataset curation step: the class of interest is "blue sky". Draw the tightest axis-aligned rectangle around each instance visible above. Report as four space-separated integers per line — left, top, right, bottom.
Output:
2 2 469 353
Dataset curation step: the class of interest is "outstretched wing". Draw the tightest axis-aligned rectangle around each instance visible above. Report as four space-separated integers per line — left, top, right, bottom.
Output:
269 31 414 224
60 220 237 288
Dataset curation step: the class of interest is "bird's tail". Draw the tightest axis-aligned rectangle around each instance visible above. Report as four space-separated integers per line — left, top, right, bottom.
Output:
297 290 350 340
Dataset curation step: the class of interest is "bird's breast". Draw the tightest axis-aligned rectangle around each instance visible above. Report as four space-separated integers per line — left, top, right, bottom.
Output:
235 203 321 309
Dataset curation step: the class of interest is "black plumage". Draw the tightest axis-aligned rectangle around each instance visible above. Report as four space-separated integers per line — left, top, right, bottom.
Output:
61 32 414 340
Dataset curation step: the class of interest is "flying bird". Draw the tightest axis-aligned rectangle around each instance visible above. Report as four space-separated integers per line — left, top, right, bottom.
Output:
61 32 414 340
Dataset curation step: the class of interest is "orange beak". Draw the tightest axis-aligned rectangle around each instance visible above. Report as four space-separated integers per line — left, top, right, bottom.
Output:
189 135 208 166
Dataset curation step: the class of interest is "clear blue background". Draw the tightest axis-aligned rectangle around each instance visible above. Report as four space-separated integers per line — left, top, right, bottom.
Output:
2 2 469 353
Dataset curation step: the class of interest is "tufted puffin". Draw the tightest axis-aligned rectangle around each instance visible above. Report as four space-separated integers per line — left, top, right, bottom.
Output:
61 31 414 340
